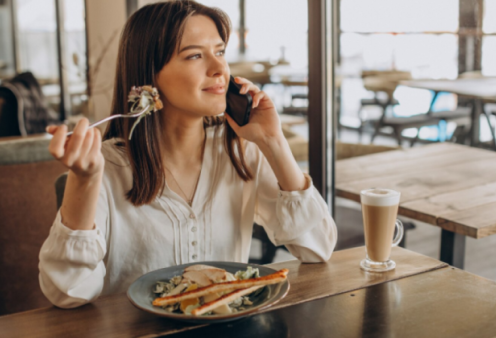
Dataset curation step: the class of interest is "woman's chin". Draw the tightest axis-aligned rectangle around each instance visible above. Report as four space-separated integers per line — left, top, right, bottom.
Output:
202 103 226 117
202 110 225 118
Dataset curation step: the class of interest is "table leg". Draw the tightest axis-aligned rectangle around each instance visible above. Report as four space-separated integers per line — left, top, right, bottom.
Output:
399 230 406 248
440 229 466 269
482 108 496 150
398 221 415 248
469 99 483 147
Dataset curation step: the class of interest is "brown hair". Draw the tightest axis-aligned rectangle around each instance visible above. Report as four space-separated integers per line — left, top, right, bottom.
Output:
104 0 253 206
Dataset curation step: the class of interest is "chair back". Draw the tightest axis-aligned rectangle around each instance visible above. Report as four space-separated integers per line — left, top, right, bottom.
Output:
0 72 59 137
0 135 66 315
0 87 22 137
361 70 412 98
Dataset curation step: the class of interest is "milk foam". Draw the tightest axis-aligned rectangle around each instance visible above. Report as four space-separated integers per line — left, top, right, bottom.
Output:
360 188 400 207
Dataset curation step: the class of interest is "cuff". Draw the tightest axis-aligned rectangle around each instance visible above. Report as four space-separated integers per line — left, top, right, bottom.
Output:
278 173 313 200
54 211 101 238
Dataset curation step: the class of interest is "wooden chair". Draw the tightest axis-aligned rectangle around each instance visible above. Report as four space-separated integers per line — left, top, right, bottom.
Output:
356 70 469 146
356 71 411 139
0 135 66 315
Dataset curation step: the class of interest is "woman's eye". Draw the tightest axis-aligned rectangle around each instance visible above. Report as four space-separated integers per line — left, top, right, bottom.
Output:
187 53 201 60
216 50 226 56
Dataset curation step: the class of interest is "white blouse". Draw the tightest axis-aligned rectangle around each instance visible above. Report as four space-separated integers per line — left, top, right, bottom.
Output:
39 124 337 308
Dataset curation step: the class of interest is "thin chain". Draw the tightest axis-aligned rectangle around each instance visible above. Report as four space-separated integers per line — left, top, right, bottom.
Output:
164 132 206 206
164 165 201 205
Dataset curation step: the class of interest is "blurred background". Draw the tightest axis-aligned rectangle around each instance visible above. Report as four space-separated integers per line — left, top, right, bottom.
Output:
2 0 496 161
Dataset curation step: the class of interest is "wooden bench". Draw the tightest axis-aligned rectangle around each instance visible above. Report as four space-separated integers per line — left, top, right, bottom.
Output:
371 106 472 146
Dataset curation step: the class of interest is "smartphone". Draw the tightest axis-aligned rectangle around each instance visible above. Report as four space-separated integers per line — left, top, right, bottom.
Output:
225 75 252 126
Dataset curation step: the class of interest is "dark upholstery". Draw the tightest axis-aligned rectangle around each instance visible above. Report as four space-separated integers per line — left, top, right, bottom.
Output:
0 88 22 137
0 136 66 315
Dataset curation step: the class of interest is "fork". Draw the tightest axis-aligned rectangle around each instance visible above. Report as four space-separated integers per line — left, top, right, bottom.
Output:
66 104 151 136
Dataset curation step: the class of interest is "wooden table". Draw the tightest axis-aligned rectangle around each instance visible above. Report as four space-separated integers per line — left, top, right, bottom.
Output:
336 142 496 269
0 247 448 337
401 78 496 148
172 267 496 338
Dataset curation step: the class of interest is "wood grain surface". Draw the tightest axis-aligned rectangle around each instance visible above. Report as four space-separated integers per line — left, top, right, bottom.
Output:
171 267 496 338
336 143 496 238
0 247 447 338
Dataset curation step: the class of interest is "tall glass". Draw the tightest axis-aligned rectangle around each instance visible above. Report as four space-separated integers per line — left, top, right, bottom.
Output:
360 188 404 272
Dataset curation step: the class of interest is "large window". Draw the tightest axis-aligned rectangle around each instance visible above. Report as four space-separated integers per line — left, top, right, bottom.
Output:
339 0 460 141
16 0 59 81
0 0 16 77
339 0 496 143
2 0 88 117
198 0 307 67
482 0 496 75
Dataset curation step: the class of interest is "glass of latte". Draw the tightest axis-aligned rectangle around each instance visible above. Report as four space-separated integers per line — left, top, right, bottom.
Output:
360 188 404 272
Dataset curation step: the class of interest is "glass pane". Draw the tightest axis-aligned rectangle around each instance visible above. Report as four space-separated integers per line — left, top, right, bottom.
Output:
246 0 308 67
16 0 58 81
338 0 459 144
394 34 458 79
63 0 87 115
340 0 458 33
483 0 496 33
15 0 60 113
0 0 15 78
482 36 496 76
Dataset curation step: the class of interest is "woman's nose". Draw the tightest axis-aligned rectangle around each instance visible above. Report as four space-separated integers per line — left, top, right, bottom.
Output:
207 55 227 78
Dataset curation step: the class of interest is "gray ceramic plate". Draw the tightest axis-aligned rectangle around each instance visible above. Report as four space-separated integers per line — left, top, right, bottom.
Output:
127 261 290 324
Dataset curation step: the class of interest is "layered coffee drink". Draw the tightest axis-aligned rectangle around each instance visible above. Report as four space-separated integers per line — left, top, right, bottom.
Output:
360 189 402 271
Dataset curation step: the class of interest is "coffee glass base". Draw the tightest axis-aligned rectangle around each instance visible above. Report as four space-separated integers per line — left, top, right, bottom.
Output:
360 257 396 272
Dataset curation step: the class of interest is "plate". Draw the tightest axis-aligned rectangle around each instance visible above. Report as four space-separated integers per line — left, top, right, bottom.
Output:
127 261 290 323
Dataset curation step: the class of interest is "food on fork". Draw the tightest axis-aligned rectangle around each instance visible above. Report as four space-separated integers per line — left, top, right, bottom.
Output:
151 265 289 316
127 85 163 140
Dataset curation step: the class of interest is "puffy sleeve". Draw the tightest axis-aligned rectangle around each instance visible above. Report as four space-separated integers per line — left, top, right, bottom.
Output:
38 178 109 308
254 151 338 263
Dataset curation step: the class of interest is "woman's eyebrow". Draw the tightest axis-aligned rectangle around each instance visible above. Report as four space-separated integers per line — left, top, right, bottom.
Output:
179 42 225 53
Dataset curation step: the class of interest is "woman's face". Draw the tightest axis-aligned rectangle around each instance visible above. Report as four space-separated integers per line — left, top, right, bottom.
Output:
156 15 230 119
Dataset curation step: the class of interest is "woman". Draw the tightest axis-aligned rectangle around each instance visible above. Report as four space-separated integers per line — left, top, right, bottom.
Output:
40 1 337 308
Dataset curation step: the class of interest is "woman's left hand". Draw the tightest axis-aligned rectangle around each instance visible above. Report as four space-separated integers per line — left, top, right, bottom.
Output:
224 77 284 146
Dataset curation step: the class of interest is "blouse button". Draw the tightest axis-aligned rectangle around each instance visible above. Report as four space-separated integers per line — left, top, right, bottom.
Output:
189 213 195 219
192 241 197 246
191 227 197 233
192 254 198 260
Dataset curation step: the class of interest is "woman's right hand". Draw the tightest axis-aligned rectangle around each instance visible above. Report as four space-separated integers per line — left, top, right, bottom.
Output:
47 118 104 179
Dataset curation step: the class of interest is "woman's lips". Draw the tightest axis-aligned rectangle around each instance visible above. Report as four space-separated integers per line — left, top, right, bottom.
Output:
202 84 225 95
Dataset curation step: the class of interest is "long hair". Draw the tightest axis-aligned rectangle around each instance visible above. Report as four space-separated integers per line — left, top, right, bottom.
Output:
104 0 253 206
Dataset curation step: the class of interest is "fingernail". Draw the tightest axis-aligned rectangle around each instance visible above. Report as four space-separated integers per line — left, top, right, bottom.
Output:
45 126 50 132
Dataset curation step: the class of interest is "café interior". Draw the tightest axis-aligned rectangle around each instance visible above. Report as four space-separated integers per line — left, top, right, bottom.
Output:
1 0 496 337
